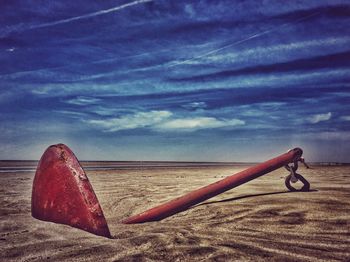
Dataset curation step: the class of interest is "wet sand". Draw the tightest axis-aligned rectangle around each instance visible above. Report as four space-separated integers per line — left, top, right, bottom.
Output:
0 162 349 261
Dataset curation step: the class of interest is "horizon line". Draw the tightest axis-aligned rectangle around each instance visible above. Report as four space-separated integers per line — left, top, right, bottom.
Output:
0 159 349 165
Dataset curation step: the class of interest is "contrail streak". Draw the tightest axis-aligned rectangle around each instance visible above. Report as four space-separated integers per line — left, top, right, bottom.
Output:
21 0 152 32
168 11 321 68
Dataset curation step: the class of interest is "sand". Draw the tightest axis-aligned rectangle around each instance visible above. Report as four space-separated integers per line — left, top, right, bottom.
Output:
1 162 349 261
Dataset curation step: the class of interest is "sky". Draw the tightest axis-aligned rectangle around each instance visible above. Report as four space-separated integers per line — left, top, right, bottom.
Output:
0 0 350 162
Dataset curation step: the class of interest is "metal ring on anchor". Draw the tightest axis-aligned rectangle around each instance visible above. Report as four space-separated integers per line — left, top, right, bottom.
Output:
285 173 310 192
284 161 298 172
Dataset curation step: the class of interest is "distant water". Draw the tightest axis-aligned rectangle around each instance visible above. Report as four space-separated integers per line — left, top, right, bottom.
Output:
0 167 37 173
0 161 252 173
1 160 346 173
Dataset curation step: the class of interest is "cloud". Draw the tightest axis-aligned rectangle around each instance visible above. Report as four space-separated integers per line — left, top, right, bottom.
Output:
88 106 122 117
308 112 332 124
340 115 350 121
87 111 172 132
182 102 207 110
168 11 321 67
53 110 88 118
1 0 153 36
86 110 245 132
35 0 153 29
156 117 245 131
31 88 50 95
66 96 101 106
192 37 350 66
170 51 350 82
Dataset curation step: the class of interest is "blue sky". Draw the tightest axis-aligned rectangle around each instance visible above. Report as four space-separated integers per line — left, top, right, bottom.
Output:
1 0 350 162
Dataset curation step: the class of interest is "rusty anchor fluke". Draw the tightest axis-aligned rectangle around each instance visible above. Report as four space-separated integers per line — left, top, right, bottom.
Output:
31 144 111 238
31 144 310 238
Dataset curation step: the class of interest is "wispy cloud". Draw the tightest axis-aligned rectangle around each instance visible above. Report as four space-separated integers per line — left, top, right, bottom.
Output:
32 0 152 29
66 96 101 106
88 106 122 117
340 115 350 121
87 111 172 132
86 110 245 132
179 37 350 67
308 112 332 124
156 117 245 131
1 0 152 36
53 110 88 118
182 102 207 110
31 88 50 95
168 11 321 67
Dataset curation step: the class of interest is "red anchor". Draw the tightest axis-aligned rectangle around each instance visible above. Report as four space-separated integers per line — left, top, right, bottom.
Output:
31 144 310 238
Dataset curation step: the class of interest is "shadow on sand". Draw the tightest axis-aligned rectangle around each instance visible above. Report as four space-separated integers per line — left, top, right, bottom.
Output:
196 189 318 207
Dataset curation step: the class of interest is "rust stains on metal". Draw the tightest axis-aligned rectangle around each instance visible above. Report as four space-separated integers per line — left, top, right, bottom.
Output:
31 144 111 238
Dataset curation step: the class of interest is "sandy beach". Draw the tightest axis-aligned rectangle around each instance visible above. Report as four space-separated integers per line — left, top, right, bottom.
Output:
1 161 349 261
